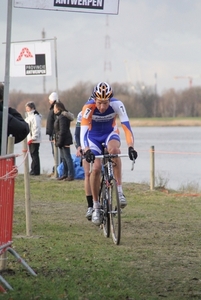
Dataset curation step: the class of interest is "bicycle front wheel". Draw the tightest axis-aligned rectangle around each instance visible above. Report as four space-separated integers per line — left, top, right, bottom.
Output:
99 182 110 238
109 179 121 245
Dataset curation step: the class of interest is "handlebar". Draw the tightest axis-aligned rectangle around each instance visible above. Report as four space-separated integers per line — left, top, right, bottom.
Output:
95 154 128 159
89 153 135 172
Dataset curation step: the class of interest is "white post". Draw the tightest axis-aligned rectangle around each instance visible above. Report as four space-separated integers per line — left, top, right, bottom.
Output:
7 135 15 154
23 139 32 236
150 146 155 190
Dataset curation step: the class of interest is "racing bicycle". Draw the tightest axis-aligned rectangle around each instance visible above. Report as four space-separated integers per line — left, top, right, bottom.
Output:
91 149 134 245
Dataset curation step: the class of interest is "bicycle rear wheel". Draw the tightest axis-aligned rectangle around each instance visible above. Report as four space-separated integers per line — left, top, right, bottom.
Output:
99 182 110 238
109 179 121 245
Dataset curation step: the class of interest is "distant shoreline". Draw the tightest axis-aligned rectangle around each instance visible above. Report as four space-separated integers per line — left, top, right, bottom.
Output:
42 118 201 127
129 118 201 127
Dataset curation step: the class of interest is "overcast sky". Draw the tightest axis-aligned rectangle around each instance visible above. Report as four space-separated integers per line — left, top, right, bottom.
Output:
1 0 201 95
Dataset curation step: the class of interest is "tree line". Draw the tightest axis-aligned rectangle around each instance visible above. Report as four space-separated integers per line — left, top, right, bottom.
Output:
9 81 201 120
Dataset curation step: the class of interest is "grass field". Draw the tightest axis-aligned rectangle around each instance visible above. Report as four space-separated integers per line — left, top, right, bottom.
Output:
1 175 201 299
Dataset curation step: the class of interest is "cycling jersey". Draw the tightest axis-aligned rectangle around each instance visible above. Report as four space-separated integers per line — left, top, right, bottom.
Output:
80 98 134 153
76 111 82 125
74 111 82 148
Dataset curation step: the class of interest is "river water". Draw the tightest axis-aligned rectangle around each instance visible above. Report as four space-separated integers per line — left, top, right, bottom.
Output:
14 126 201 191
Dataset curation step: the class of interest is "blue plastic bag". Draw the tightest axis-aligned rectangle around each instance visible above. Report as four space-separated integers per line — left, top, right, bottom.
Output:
57 155 84 180
72 154 85 179
57 162 64 178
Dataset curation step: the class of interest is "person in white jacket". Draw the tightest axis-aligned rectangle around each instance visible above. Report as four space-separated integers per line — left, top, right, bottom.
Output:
25 102 42 176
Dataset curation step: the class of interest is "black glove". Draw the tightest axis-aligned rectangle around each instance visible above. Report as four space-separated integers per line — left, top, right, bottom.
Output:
85 149 95 163
128 147 138 160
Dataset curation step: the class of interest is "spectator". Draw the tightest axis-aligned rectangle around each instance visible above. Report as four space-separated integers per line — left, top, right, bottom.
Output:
0 82 29 154
46 91 59 175
25 101 42 176
54 101 74 181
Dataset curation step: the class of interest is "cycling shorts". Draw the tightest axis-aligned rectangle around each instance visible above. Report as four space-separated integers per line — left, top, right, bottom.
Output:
87 131 120 155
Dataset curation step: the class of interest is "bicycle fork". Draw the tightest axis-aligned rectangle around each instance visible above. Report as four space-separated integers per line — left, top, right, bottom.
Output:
100 180 109 224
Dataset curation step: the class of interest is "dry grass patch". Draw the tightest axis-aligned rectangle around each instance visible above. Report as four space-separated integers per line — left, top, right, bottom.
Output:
1 175 201 299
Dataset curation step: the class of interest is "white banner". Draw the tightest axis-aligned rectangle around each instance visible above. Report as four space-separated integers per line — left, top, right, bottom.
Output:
10 42 52 77
14 0 120 15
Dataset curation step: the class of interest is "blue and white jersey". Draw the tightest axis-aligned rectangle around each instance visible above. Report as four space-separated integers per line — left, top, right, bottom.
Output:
80 97 133 149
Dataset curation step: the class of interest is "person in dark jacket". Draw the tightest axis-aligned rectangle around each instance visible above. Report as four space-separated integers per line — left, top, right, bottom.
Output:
54 101 74 181
46 92 58 174
46 92 58 142
0 82 29 154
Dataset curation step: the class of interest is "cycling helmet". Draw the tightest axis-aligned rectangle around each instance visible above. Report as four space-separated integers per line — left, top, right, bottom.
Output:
93 82 113 101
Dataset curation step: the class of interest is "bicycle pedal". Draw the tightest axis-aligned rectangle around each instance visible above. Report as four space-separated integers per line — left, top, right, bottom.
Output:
110 210 117 217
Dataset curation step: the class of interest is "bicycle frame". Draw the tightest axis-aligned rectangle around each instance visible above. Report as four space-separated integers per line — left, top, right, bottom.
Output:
89 150 135 245
94 153 132 244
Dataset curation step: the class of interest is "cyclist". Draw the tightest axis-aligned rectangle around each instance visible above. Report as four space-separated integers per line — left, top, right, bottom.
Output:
80 82 137 225
75 96 120 221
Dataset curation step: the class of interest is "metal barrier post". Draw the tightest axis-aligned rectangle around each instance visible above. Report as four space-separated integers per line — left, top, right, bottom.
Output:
0 154 37 291
0 275 13 291
54 144 59 178
7 247 37 276
0 136 15 270
0 155 15 271
150 146 155 190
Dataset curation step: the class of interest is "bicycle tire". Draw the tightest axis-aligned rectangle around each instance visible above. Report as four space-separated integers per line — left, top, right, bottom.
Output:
99 181 110 238
109 179 121 245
